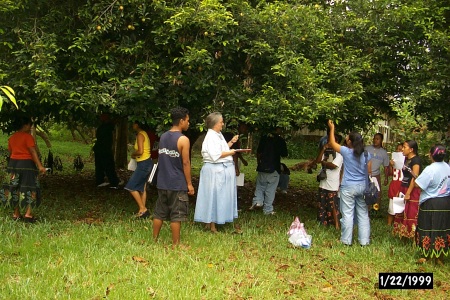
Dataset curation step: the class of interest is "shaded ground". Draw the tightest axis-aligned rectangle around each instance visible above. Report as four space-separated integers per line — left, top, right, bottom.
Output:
40 169 318 220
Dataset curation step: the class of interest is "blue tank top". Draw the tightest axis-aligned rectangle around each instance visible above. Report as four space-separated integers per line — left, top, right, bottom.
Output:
157 131 187 191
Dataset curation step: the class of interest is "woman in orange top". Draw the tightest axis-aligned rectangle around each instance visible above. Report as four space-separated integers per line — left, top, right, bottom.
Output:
2 117 46 222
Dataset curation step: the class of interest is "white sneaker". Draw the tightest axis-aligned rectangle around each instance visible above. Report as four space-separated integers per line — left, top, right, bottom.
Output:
249 203 263 211
281 190 287 194
97 182 110 187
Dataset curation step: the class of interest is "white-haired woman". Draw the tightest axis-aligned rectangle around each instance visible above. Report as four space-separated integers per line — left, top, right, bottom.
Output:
194 112 240 233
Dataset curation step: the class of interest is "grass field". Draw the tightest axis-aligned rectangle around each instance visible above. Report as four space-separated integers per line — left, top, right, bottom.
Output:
0 133 449 299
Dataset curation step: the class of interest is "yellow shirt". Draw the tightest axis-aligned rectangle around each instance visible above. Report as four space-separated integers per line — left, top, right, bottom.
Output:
134 130 151 162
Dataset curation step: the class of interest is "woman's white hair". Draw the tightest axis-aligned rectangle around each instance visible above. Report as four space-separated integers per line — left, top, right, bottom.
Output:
205 112 222 129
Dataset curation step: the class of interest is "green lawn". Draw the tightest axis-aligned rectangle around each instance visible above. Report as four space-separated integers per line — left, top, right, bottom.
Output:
0 134 449 299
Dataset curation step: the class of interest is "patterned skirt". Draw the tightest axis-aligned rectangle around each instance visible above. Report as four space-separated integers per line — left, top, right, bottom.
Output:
392 186 421 239
1 159 41 209
416 196 450 258
317 188 340 228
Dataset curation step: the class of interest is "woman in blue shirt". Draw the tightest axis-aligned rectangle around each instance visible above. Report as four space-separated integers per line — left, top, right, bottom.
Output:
415 144 450 263
327 120 372 246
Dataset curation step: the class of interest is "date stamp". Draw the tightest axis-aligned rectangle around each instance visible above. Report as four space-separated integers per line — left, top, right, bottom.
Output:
379 273 433 289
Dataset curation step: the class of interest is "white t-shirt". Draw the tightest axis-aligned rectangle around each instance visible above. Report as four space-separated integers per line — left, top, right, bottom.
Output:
201 129 233 163
415 161 450 204
319 152 343 191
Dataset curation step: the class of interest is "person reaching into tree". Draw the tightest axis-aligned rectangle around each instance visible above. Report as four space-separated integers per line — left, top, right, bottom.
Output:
327 120 371 246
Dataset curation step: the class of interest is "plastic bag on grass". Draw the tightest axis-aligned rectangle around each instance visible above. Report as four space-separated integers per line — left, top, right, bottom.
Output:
287 217 312 249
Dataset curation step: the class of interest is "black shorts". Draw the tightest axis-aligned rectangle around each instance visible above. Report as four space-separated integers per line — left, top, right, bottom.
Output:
153 190 189 222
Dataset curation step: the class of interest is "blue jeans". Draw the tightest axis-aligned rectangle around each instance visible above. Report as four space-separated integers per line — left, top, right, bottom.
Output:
339 183 370 245
253 171 280 214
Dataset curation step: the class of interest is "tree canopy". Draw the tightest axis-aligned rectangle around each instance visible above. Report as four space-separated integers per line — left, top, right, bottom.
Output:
0 0 448 134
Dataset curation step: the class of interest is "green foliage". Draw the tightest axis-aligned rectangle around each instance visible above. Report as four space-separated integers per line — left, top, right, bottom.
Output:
389 98 445 165
0 86 18 111
0 0 448 135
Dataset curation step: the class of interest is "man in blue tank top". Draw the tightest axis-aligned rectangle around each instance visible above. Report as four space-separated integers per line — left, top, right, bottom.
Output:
152 107 194 247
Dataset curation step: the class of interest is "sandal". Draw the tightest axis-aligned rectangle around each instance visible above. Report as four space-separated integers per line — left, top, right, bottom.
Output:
23 216 38 223
137 210 150 219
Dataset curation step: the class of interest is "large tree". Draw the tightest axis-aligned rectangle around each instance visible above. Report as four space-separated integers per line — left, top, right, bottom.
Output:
0 0 448 140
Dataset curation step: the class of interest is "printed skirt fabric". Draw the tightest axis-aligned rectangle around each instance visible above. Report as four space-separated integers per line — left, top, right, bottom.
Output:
392 186 420 239
317 188 340 227
415 196 450 258
1 159 41 209
194 162 238 224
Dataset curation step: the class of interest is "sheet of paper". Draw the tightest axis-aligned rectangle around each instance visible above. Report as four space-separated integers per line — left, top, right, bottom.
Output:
392 152 404 170
236 173 245 186
393 197 405 214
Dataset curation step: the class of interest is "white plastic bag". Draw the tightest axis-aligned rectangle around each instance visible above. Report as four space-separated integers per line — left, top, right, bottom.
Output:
127 158 137 171
287 217 312 249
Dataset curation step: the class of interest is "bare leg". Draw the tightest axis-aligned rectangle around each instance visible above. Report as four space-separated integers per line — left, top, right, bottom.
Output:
13 206 21 218
24 205 33 218
129 191 147 213
387 214 394 225
210 222 217 233
153 219 163 241
142 184 147 207
170 221 181 246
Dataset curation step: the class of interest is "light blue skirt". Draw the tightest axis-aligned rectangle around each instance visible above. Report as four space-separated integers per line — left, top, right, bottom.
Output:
194 162 238 224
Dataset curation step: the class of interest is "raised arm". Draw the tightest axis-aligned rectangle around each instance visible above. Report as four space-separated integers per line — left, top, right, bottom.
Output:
327 120 341 153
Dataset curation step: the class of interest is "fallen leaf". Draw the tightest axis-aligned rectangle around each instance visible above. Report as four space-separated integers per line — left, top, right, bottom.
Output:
361 277 371 283
147 287 156 297
417 258 427 264
321 283 333 292
105 283 114 296
207 263 214 268
132 256 147 263
347 271 355 278
276 264 290 272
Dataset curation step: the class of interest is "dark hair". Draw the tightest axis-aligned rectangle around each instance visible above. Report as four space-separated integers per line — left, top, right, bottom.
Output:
430 144 446 162
133 121 149 131
348 132 364 157
14 116 32 131
374 132 384 141
335 134 342 144
171 107 189 126
404 140 418 155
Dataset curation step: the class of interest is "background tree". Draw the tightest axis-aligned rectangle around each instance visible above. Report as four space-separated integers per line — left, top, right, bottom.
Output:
0 0 448 160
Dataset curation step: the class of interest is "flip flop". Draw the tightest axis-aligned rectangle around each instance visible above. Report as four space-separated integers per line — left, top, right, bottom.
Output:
23 216 38 223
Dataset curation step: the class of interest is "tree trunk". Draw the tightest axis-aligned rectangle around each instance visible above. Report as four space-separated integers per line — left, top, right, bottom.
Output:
35 130 52 149
114 118 128 168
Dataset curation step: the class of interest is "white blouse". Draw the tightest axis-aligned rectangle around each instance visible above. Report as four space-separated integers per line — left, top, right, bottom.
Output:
201 129 233 163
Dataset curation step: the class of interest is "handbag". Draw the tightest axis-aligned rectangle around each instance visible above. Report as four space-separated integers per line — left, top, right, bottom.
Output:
363 151 378 205
316 168 327 182
127 158 137 171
